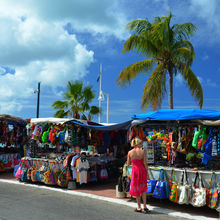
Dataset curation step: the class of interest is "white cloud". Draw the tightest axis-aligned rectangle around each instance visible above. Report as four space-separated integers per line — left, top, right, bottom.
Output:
0 0 98 116
202 55 209 61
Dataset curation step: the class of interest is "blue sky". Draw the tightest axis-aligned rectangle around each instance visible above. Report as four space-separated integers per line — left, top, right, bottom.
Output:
0 0 219 123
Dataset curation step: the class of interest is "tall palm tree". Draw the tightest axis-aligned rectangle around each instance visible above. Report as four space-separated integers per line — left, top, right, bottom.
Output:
117 12 203 110
52 81 100 120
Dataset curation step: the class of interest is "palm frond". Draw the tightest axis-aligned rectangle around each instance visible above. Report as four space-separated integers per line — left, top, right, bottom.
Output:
89 106 100 115
54 109 69 118
51 100 68 109
126 19 151 34
177 62 203 108
141 64 166 110
172 23 197 41
117 59 155 87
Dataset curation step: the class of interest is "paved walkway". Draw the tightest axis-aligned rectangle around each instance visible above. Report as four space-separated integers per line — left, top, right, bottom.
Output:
0 172 219 220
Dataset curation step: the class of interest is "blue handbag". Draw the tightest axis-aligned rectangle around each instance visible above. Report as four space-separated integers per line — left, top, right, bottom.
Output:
147 180 157 193
146 169 157 193
152 169 170 199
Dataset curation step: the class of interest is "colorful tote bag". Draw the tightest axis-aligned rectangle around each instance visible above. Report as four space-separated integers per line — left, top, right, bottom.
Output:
146 169 157 193
44 163 56 185
206 172 218 209
169 169 178 203
15 160 25 179
190 172 206 207
152 169 170 199
57 167 68 188
178 169 191 205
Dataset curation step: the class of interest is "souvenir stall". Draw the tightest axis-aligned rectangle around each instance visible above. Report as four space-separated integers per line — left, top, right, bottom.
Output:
0 114 26 172
119 109 220 211
15 117 132 189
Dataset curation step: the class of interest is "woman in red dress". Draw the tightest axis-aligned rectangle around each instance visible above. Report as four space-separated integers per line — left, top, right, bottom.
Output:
127 136 150 213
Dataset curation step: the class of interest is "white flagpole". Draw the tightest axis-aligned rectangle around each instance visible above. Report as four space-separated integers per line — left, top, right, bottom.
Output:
98 64 102 123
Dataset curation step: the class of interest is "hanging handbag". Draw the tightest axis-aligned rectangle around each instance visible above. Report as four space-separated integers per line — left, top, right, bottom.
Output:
177 169 191 205
44 163 56 185
169 169 178 203
206 172 218 209
190 172 206 207
57 167 68 188
152 169 170 199
146 169 157 194
15 160 24 179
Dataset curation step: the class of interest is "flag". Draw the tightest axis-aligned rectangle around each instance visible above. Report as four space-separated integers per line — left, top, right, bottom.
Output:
97 72 101 82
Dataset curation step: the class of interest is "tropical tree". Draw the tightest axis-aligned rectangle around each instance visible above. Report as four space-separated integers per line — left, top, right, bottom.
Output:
117 12 203 110
52 80 100 120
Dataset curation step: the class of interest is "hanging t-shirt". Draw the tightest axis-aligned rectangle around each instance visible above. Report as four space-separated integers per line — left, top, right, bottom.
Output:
70 155 80 179
77 159 90 184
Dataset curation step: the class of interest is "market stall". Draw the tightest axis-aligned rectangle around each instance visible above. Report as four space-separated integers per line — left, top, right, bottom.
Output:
119 109 220 210
0 114 26 172
15 117 132 188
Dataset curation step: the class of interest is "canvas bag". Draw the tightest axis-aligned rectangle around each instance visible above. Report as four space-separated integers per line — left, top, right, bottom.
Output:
178 169 191 205
15 160 24 179
206 172 218 209
152 169 170 199
146 169 157 193
190 172 206 207
169 169 178 203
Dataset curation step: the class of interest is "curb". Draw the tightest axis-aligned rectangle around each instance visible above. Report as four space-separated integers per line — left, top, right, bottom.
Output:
0 179 218 220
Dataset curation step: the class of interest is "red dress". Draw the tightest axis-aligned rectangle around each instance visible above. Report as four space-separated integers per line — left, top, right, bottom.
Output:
129 158 148 197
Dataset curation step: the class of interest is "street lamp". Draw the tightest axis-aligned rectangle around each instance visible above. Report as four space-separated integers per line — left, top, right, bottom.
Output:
34 82 41 118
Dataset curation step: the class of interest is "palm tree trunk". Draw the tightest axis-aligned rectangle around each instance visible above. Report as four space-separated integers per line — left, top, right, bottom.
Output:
168 68 174 109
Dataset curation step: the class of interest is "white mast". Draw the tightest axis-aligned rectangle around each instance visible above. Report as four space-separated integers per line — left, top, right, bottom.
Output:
98 64 102 123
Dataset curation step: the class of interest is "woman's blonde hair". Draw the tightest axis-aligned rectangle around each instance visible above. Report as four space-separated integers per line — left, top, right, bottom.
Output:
131 136 143 147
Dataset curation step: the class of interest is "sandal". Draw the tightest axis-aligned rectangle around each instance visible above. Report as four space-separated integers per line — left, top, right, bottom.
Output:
134 208 142 213
143 208 151 214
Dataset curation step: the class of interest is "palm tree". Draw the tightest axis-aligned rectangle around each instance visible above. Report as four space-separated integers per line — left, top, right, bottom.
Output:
52 81 100 120
117 12 203 110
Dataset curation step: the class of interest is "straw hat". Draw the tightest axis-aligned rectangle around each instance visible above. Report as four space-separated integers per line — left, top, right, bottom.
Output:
131 136 143 147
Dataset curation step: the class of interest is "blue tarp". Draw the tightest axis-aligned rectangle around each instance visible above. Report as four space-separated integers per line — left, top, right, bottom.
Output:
131 109 220 121
69 119 132 130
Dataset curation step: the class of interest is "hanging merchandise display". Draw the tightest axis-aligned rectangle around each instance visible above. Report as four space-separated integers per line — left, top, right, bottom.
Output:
118 109 220 212
0 114 26 172
14 118 131 188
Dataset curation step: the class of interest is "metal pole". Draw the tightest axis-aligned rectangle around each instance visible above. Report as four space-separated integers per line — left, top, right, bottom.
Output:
98 64 102 123
36 82 40 118
106 94 109 123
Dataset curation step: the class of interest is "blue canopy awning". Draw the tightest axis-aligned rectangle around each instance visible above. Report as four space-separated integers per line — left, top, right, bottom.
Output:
131 109 220 121
68 119 132 131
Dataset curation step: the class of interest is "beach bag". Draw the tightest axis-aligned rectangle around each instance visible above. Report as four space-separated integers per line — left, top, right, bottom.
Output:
13 161 21 177
192 126 201 148
15 160 25 179
152 169 170 199
190 172 206 207
20 168 29 182
169 169 178 203
57 167 68 188
44 164 56 185
146 169 157 193
178 169 191 205
20 160 30 182
42 127 51 143
206 172 218 209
